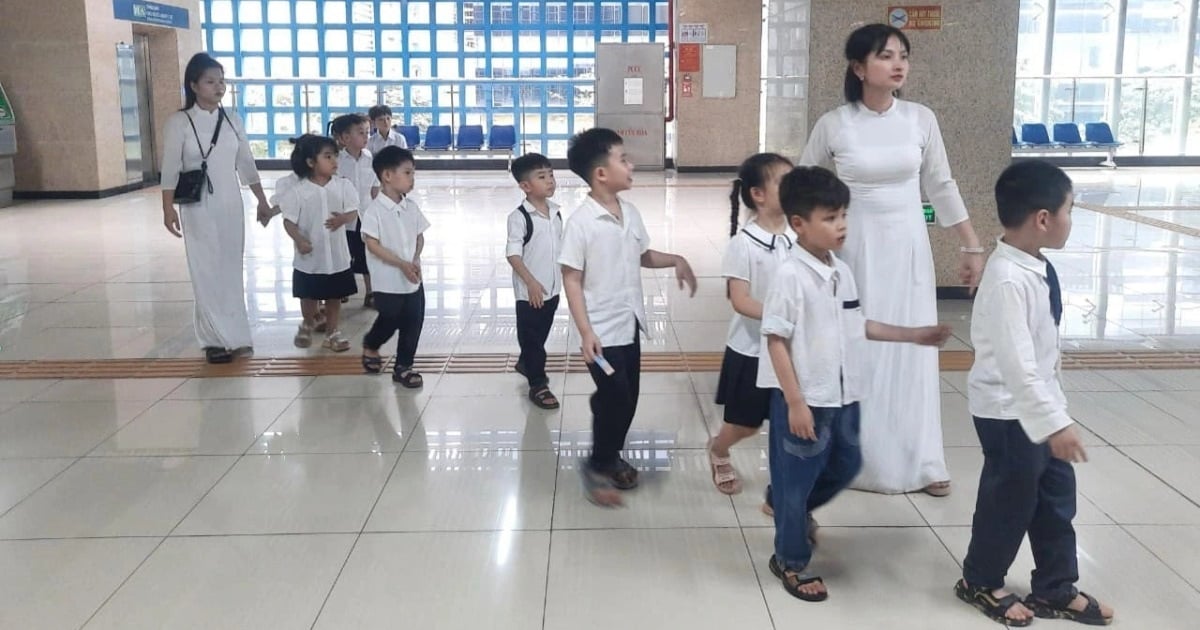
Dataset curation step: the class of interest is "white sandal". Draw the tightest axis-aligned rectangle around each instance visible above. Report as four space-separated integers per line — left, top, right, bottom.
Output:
322 330 351 352
707 438 742 495
293 322 314 348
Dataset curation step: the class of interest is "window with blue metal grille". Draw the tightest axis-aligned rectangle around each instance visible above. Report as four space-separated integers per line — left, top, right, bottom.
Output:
202 0 670 158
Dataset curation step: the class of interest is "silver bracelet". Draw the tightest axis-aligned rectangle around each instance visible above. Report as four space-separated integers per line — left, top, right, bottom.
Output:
960 246 985 254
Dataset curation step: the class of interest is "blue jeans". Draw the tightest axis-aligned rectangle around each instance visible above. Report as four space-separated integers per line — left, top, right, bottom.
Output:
769 391 862 571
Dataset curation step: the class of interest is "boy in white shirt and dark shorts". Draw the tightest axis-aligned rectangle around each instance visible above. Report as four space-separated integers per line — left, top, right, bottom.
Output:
954 160 1114 627
760 166 950 602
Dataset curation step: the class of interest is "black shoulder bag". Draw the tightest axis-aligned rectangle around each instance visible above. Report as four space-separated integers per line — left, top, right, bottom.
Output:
173 108 227 205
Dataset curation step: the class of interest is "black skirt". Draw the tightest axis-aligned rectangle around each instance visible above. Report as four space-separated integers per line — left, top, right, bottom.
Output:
347 225 369 275
293 268 358 300
714 346 771 428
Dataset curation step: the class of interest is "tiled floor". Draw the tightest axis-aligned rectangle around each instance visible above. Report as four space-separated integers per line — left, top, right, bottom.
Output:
1 167 1199 628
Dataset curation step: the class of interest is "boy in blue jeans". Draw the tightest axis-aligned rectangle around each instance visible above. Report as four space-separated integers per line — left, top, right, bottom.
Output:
955 160 1114 626
759 166 950 601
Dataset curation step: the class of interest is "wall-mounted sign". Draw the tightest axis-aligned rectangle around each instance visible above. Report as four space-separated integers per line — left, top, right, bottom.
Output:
0 83 14 125
678 44 701 73
681 74 694 98
888 5 942 30
113 0 190 29
678 23 708 43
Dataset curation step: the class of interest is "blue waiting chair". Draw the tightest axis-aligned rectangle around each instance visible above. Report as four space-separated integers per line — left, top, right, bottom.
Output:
455 125 485 150
395 125 420 149
423 125 452 150
1012 127 1031 148
1084 122 1121 148
1052 123 1091 146
489 125 517 151
1020 123 1056 146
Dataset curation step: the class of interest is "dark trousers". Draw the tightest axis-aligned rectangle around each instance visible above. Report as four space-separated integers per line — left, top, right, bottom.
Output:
363 287 425 370
515 295 559 388
768 392 862 571
963 416 1079 605
587 328 641 472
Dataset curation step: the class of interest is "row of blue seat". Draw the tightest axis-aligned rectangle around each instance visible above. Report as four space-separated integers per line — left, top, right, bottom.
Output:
1012 122 1122 148
384 124 516 152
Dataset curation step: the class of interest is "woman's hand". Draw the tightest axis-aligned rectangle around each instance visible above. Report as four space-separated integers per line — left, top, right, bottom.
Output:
958 251 983 291
163 206 182 238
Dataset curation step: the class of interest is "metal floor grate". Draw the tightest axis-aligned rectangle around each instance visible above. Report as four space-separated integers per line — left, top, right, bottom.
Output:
0 350 1197 380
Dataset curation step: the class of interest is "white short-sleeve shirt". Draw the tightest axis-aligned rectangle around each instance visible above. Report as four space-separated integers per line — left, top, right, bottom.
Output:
757 247 869 407
269 172 300 207
968 238 1073 443
278 178 359 275
558 195 650 347
722 220 796 357
360 194 430 295
506 199 564 302
337 148 380 227
368 129 409 155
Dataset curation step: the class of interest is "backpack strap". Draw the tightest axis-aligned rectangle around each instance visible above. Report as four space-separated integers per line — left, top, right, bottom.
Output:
520 204 563 248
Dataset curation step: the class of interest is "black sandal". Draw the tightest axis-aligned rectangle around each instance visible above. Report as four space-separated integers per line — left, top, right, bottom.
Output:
204 347 233 364
362 354 383 374
393 369 424 389
529 386 560 410
769 555 828 602
607 458 639 490
954 579 1033 627
1025 592 1112 626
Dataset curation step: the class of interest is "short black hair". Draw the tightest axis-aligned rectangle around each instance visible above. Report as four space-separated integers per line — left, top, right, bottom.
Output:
372 145 414 179
330 113 369 137
511 152 553 183
994 160 1073 229
290 134 338 178
779 166 851 220
368 104 393 120
567 128 623 185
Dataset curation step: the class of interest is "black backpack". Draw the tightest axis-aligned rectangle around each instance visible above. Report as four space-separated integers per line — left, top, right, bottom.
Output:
518 203 562 247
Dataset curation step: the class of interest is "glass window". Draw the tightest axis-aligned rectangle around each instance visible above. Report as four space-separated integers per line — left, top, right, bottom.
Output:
437 29 459 53
297 57 320 78
462 2 484 25
379 2 402 23
238 0 262 23
627 2 651 24
244 112 267 133
269 56 293 77
601 3 622 24
351 2 374 24
1051 0 1119 75
266 1 289 23
326 58 350 79
353 30 376 52
574 5 594 23
546 3 567 24
382 58 405 78
294 1 317 23
208 0 232 23
519 2 539 24
1124 0 1188 74
240 29 264 52
325 30 348 52
380 30 403 52
296 29 318 52
435 1 458 24
518 30 541 53
324 2 346 24
408 1 430 23
240 56 265 77
211 28 234 51
408 30 432 52
492 4 513 24
268 29 291 52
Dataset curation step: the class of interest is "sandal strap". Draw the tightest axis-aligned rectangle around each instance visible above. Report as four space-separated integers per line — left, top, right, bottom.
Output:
713 469 739 485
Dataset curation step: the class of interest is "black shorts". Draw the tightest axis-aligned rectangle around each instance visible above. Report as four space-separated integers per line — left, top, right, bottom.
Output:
346 228 369 275
293 268 358 300
714 347 771 428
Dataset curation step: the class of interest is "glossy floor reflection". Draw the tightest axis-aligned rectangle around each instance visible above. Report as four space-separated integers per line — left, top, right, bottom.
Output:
0 372 1198 627
2 168 1200 627
3 168 1199 361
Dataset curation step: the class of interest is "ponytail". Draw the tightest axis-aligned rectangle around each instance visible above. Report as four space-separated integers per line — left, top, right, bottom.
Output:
728 153 794 237
729 179 743 237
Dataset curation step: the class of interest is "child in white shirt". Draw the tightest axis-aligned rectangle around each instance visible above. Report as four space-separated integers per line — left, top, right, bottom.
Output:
360 146 429 388
505 153 563 410
278 135 359 352
367 104 409 154
559 128 697 507
709 152 794 497
333 113 381 308
760 166 949 602
955 160 1113 627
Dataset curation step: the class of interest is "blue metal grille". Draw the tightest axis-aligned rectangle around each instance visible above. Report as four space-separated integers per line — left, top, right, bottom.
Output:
200 0 670 158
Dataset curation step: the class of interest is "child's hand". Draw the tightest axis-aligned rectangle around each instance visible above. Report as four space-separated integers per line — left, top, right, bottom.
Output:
296 239 313 255
325 212 352 230
788 402 816 440
911 324 954 347
398 260 421 284
674 256 698 297
258 205 280 227
527 280 546 308
1048 425 1088 463
580 331 604 363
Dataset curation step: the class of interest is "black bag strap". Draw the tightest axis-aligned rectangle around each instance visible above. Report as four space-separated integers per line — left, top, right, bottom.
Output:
182 108 227 195
739 227 791 252
519 203 562 247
